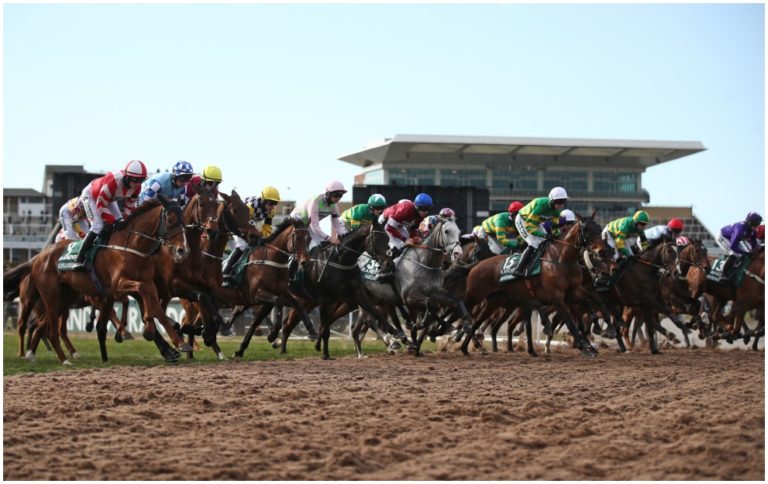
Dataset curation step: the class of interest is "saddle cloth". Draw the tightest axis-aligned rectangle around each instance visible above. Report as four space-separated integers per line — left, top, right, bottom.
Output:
707 255 751 287
221 246 258 288
56 236 105 272
499 251 542 283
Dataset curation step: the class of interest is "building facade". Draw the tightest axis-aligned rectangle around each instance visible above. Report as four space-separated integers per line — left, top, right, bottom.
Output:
341 134 716 245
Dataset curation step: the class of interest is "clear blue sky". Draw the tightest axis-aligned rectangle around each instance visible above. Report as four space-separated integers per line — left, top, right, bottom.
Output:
3 3 764 232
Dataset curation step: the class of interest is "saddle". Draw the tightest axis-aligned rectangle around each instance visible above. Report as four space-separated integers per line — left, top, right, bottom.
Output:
498 246 543 283
707 255 751 287
221 246 258 288
56 234 108 272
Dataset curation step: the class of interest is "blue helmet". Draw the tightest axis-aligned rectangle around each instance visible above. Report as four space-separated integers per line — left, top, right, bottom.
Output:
172 160 194 177
414 193 433 209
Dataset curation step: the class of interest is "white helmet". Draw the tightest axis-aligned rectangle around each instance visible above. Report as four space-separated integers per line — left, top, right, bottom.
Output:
548 186 568 202
560 209 576 222
325 180 346 194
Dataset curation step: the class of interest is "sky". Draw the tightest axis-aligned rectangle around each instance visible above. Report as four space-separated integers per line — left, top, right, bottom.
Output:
2 2 765 233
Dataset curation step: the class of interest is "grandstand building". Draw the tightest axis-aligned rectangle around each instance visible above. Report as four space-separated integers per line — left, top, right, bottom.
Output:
340 134 717 246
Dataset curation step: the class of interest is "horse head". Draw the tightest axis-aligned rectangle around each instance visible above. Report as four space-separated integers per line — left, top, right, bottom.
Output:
183 186 220 237
365 217 395 275
570 213 612 276
286 219 311 266
156 194 189 263
218 190 253 241
679 239 709 298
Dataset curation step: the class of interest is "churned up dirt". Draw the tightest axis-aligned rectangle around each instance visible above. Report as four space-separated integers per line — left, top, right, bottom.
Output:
3 348 764 480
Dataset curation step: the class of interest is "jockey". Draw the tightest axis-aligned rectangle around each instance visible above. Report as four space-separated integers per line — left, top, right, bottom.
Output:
223 186 281 283
559 209 577 232
513 188 567 277
58 196 89 241
138 160 194 206
603 210 650 261
717 212 762 278
184 165 222 203
341 193 387 232
438 207 456 222
74 160 148 268
379 193 432 255
290 180 348 250
472 201 524 256
636 218 684 252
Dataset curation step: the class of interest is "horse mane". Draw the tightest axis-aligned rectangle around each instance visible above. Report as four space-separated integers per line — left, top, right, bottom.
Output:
263 217 295 244
126 200 163 222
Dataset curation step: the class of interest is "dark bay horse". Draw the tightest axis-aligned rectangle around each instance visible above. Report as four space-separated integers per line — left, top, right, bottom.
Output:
19 198 192 364
276 221 404 359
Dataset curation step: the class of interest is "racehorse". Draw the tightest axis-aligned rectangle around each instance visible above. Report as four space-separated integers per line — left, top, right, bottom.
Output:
462 217 612 357
224 217 317 360
18 197 192 364
275 220 404 359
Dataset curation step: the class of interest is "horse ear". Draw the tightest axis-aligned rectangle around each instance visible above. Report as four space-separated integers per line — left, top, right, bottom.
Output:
590 208 597 220
157 193 170 207
219 191 231 203
231 189 241 201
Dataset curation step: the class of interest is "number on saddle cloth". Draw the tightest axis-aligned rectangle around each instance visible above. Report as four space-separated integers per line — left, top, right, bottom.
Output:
56 234 107 272
707 254 751 287
498 251 542 283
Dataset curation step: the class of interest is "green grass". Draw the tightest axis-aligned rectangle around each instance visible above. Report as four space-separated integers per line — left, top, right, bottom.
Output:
3 331 394 376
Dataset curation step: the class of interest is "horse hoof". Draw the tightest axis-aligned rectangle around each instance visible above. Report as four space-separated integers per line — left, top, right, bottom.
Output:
85 323 94 333
71 352 81 360
123 332 135 341
217 352 227 361
451 330 463 343
308 334 319 342
142 330 154 342
322 355 335 361
163 351 180 363
528 351 538 357
178 343 193 352
357 354 369 359
233 352 242 361
114 332 123 343
25 350 36 363
581 350 598 359
62 360 73 366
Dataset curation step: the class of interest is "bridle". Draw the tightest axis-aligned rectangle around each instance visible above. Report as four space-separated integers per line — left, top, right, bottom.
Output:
102 204 188 258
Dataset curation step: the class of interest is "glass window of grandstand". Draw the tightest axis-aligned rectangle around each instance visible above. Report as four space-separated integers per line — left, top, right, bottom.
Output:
442 169 486 188
492 169 538 196
592 202 636 223
544 171 587 194
364 169 384 185
567 202 589 214
388 168 436 186
593 172 638 194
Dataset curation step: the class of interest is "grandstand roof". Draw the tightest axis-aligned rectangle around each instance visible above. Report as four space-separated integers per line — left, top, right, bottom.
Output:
339 134 706 169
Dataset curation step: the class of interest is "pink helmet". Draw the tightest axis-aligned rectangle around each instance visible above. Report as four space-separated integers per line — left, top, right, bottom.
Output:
123 160 147 179
439 208 456 219
325 180 346 194
675 236 690 247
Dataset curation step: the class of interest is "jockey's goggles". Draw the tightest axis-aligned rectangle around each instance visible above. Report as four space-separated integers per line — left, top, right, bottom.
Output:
265 200 278 206
328 191 345 198
125 176 145 184
174 174 193 182
416 206 430 211
203 180 219 188
552 199 567 206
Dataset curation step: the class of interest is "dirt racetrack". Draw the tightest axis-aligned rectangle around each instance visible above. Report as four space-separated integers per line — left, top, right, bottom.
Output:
3 347 764 480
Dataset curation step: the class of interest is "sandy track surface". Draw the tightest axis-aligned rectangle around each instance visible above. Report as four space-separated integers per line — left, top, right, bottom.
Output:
3 348 764 480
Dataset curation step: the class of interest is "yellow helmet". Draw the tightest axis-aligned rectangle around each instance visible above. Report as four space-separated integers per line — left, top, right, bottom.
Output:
261 185 281 202
201 165 223 183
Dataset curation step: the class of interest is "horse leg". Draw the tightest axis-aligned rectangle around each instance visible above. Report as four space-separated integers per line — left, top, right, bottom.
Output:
351 310 367 358
317 304 334 360
284 306 310 354
85 305 96 333
553 301 596 357
95 306 111 363
645 309 660 354
233 303 273 360
58 311 79 359
152 331 180 363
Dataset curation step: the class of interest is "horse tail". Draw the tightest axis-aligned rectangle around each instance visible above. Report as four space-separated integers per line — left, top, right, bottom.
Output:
3 258 35 301
44 221 62 247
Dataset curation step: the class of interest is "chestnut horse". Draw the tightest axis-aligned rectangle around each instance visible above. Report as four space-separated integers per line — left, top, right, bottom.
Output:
19 198 192 364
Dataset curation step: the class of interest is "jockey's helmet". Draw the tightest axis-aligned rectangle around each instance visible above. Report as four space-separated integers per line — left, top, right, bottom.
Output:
202 165 223 183
548 187 568 208
633 210 650 225
746 211 763 227
122 160 147 185
367 194 387 208
261 185 281 203
667 218 684 232
325 180 346 199
439 207 456 220
172 160 194 180
414 193 433 210
508 201 524 214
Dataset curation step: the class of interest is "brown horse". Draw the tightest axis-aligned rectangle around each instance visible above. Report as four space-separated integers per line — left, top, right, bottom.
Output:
462 218 610 357
702 247 764 346
216 217 314 360
19 198 192 364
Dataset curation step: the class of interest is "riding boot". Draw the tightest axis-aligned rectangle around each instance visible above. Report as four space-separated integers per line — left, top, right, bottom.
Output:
223 247 244 283
720 254 737 282
73 231 98 270
512 245 535 278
